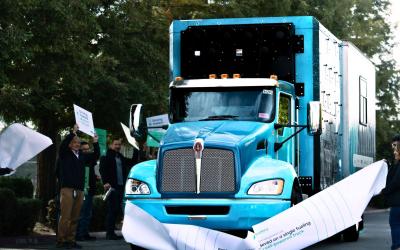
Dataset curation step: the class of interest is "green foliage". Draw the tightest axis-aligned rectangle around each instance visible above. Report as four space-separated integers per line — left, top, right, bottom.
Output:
0 188 17 236
0 188 40 236
0 177 34 198
14 198 41 235
46 199 58 230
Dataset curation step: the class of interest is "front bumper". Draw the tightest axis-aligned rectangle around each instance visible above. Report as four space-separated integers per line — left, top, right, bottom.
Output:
125 198 290 230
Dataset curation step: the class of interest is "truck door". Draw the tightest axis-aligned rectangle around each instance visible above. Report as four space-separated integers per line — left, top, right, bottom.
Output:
277 93 294 165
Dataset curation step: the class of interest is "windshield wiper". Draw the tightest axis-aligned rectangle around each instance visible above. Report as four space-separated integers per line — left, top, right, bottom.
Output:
199 115 239 121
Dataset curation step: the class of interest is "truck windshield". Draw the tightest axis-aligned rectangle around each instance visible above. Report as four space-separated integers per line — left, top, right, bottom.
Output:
170 87 275 122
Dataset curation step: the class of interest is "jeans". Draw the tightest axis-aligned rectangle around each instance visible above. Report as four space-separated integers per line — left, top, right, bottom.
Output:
390 206 400 250
76 194 94 237
105 185 124 236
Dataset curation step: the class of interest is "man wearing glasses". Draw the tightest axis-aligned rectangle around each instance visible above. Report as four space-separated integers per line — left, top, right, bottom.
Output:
382 135 400 250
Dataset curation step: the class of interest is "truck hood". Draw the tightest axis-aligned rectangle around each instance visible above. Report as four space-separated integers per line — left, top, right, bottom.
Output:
162 121 267 147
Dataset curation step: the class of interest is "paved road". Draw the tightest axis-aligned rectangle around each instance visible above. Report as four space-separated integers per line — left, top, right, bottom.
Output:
0 209 392 250
308 209 392 249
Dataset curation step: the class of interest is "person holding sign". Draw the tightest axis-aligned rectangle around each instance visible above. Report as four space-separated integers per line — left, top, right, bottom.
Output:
56 125 99 249
99 138 136 240
382 135 400 250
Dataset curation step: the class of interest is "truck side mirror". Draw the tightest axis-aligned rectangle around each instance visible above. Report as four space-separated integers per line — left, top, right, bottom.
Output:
307 101 322 135
130 104 147 144
130 104 142 132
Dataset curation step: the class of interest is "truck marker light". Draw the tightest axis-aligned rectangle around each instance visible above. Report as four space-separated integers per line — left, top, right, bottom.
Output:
193 138 204 194
209 74 216 79
270 74 278 80
221 74 228 79
175 76 183 81
233 73 240 79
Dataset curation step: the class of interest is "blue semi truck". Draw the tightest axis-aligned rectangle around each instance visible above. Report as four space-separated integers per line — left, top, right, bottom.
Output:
125 16 375 241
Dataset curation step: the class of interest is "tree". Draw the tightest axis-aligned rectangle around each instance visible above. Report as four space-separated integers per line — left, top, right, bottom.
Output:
0 0 171 217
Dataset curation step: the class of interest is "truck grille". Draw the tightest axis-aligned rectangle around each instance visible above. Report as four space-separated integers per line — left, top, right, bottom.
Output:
161 148 236 193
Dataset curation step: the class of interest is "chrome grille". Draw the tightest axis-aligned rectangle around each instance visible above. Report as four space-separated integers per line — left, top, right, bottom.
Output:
161 148 236 193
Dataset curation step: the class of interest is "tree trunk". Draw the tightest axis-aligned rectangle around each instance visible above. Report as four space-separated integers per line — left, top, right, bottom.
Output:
36 118 59 222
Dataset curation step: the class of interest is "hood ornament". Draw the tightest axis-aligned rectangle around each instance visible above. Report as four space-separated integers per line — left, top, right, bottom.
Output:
193 138 204 194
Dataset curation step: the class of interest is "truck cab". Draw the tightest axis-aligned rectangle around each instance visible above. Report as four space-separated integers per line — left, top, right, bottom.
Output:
125 76 318 231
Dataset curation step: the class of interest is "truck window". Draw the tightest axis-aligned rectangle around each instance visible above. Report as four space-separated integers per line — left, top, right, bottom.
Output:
359 77 367 125
170 87 275 123
278 94 291 135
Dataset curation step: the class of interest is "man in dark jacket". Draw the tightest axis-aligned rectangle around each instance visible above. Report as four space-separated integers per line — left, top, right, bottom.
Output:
382 134 400 250
99 138 135 240
56 125 99 249
76 141 99 241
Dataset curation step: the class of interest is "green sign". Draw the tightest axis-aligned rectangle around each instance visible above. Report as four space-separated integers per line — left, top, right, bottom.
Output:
95 128 107 156
147 130 165 148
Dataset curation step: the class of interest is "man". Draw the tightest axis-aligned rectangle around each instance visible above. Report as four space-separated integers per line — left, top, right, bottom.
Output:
76 141 99 241
56 125 99 249
382 135 400 250
99 138 135 240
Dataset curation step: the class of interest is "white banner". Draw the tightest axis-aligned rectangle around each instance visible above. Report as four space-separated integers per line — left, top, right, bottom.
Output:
0 123 53 172
73 104 95 137
122 160 388 250
122 203 257 250
253 160 387 249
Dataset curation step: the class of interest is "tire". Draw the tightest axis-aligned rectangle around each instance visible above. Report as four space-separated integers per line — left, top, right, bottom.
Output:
342 224 359 242
290 181 303 206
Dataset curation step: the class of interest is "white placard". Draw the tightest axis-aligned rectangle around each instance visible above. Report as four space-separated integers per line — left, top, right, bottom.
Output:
146 114 169 128
73 104 95 137
120 122 139 150
122 160 387 250
0 123 53 172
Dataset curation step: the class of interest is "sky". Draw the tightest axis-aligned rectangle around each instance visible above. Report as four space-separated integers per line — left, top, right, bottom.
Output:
390 0 400 69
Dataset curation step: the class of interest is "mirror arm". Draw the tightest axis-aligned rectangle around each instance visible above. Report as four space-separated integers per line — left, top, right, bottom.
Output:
274 125 307 152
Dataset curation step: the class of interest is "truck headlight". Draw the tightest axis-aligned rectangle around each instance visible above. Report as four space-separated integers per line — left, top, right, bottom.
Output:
125 179 150 195
248 179 284 195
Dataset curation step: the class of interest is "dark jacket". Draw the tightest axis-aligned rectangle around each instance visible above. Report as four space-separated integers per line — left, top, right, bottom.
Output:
85 148 99 196
99 149 135 188
382 161 400 207
56 133 100 191
87 158 97 195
